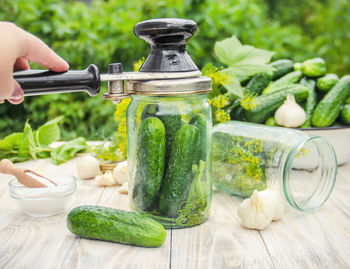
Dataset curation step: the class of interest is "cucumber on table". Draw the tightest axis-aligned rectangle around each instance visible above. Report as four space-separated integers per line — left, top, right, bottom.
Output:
269 59 294 80
133 117 166 210
262 71 302 95
317 74 339 92
66 206 166 247
158 124 200 217
340 104 350 125
312 75 350 127
244 84 309 123
300 78 317 128
301 58 327 77
244 72 273 96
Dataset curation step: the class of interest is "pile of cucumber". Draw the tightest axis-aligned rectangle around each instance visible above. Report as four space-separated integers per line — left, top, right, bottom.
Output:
233 58 350 128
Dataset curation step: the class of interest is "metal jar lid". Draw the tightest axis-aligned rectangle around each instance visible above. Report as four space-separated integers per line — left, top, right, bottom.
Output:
126 76 212 96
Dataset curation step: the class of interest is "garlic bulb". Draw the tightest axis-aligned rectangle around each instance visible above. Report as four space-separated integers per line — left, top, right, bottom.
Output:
258 188 285 221
76 155 101 179
274 95 306 128
95 171 117 187
237 190 275 230
113 161 129 185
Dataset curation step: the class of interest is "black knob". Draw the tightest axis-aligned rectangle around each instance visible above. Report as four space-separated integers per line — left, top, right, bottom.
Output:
134 18 199 72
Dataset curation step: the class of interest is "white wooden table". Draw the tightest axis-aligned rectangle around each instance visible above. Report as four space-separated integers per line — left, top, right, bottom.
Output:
0 157 349 269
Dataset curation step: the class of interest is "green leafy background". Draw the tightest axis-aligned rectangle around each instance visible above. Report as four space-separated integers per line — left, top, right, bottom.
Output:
0 0 349 139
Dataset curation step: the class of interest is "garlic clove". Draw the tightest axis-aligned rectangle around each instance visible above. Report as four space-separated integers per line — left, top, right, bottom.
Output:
274 95 306 128
259 189 285 221
113 161 129 185
237 190 275 230
119 182 128 194
76 155 101 179
95 170 117 187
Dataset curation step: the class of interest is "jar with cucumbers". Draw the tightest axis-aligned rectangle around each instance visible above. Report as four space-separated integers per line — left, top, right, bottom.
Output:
124 19 213 229
127 93 212 228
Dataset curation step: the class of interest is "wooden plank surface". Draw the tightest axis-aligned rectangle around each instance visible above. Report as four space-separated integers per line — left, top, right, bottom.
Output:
0 158 349 269
259 164 350 269
171 191 274 269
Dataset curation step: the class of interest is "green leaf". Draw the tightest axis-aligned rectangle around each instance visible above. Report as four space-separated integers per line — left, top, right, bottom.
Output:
214 36 242 66
7 156 30 163
0 132 32 162
229 45 274 66
225 64 274 82
0 133 23 151
50 137 89 165
214 36 275 80
22 121 38 160
35 116 63 146
36 150 51 159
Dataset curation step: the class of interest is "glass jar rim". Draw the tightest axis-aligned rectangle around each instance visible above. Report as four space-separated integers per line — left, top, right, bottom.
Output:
126 76 211 96
283 135 337 211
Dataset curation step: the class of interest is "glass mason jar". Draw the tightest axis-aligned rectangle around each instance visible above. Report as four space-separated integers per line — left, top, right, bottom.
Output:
212 121 337 211
127 94 212 228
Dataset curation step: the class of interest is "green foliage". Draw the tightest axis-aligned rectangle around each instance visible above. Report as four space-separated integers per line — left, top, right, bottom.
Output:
0 117 89 163
51 137 89 165
0 0 348 139
214 35 274 97
214 36 274 80
265 0 350 75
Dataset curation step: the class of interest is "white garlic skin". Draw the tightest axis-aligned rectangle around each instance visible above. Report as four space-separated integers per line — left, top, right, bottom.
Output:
95 171 117 187
76 156 101 179
274 95 306 128
119 182 128 194
258 188 285 221
237 190 275 230
113 161 129 185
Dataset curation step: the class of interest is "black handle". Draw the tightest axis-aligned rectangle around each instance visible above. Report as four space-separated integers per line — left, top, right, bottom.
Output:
13 64 101 97
134 18 199 72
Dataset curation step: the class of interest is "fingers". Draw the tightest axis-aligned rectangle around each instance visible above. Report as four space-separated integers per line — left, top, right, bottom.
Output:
0 23 69 104
7 81 24 105
20 30 69 72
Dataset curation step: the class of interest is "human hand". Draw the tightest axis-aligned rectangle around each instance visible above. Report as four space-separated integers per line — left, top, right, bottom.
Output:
0 22 69 104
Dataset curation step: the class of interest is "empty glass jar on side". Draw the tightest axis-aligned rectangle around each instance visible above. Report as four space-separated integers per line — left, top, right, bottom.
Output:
127 94 212 228
212 121 337 211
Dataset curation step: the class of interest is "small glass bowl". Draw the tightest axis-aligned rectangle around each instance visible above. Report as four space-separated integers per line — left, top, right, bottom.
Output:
9 175 76 217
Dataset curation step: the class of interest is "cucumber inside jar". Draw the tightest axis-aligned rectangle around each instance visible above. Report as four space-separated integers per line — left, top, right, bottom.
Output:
131 102 211 229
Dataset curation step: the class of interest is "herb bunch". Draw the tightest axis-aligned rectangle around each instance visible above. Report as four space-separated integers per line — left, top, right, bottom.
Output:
0 117 89 165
